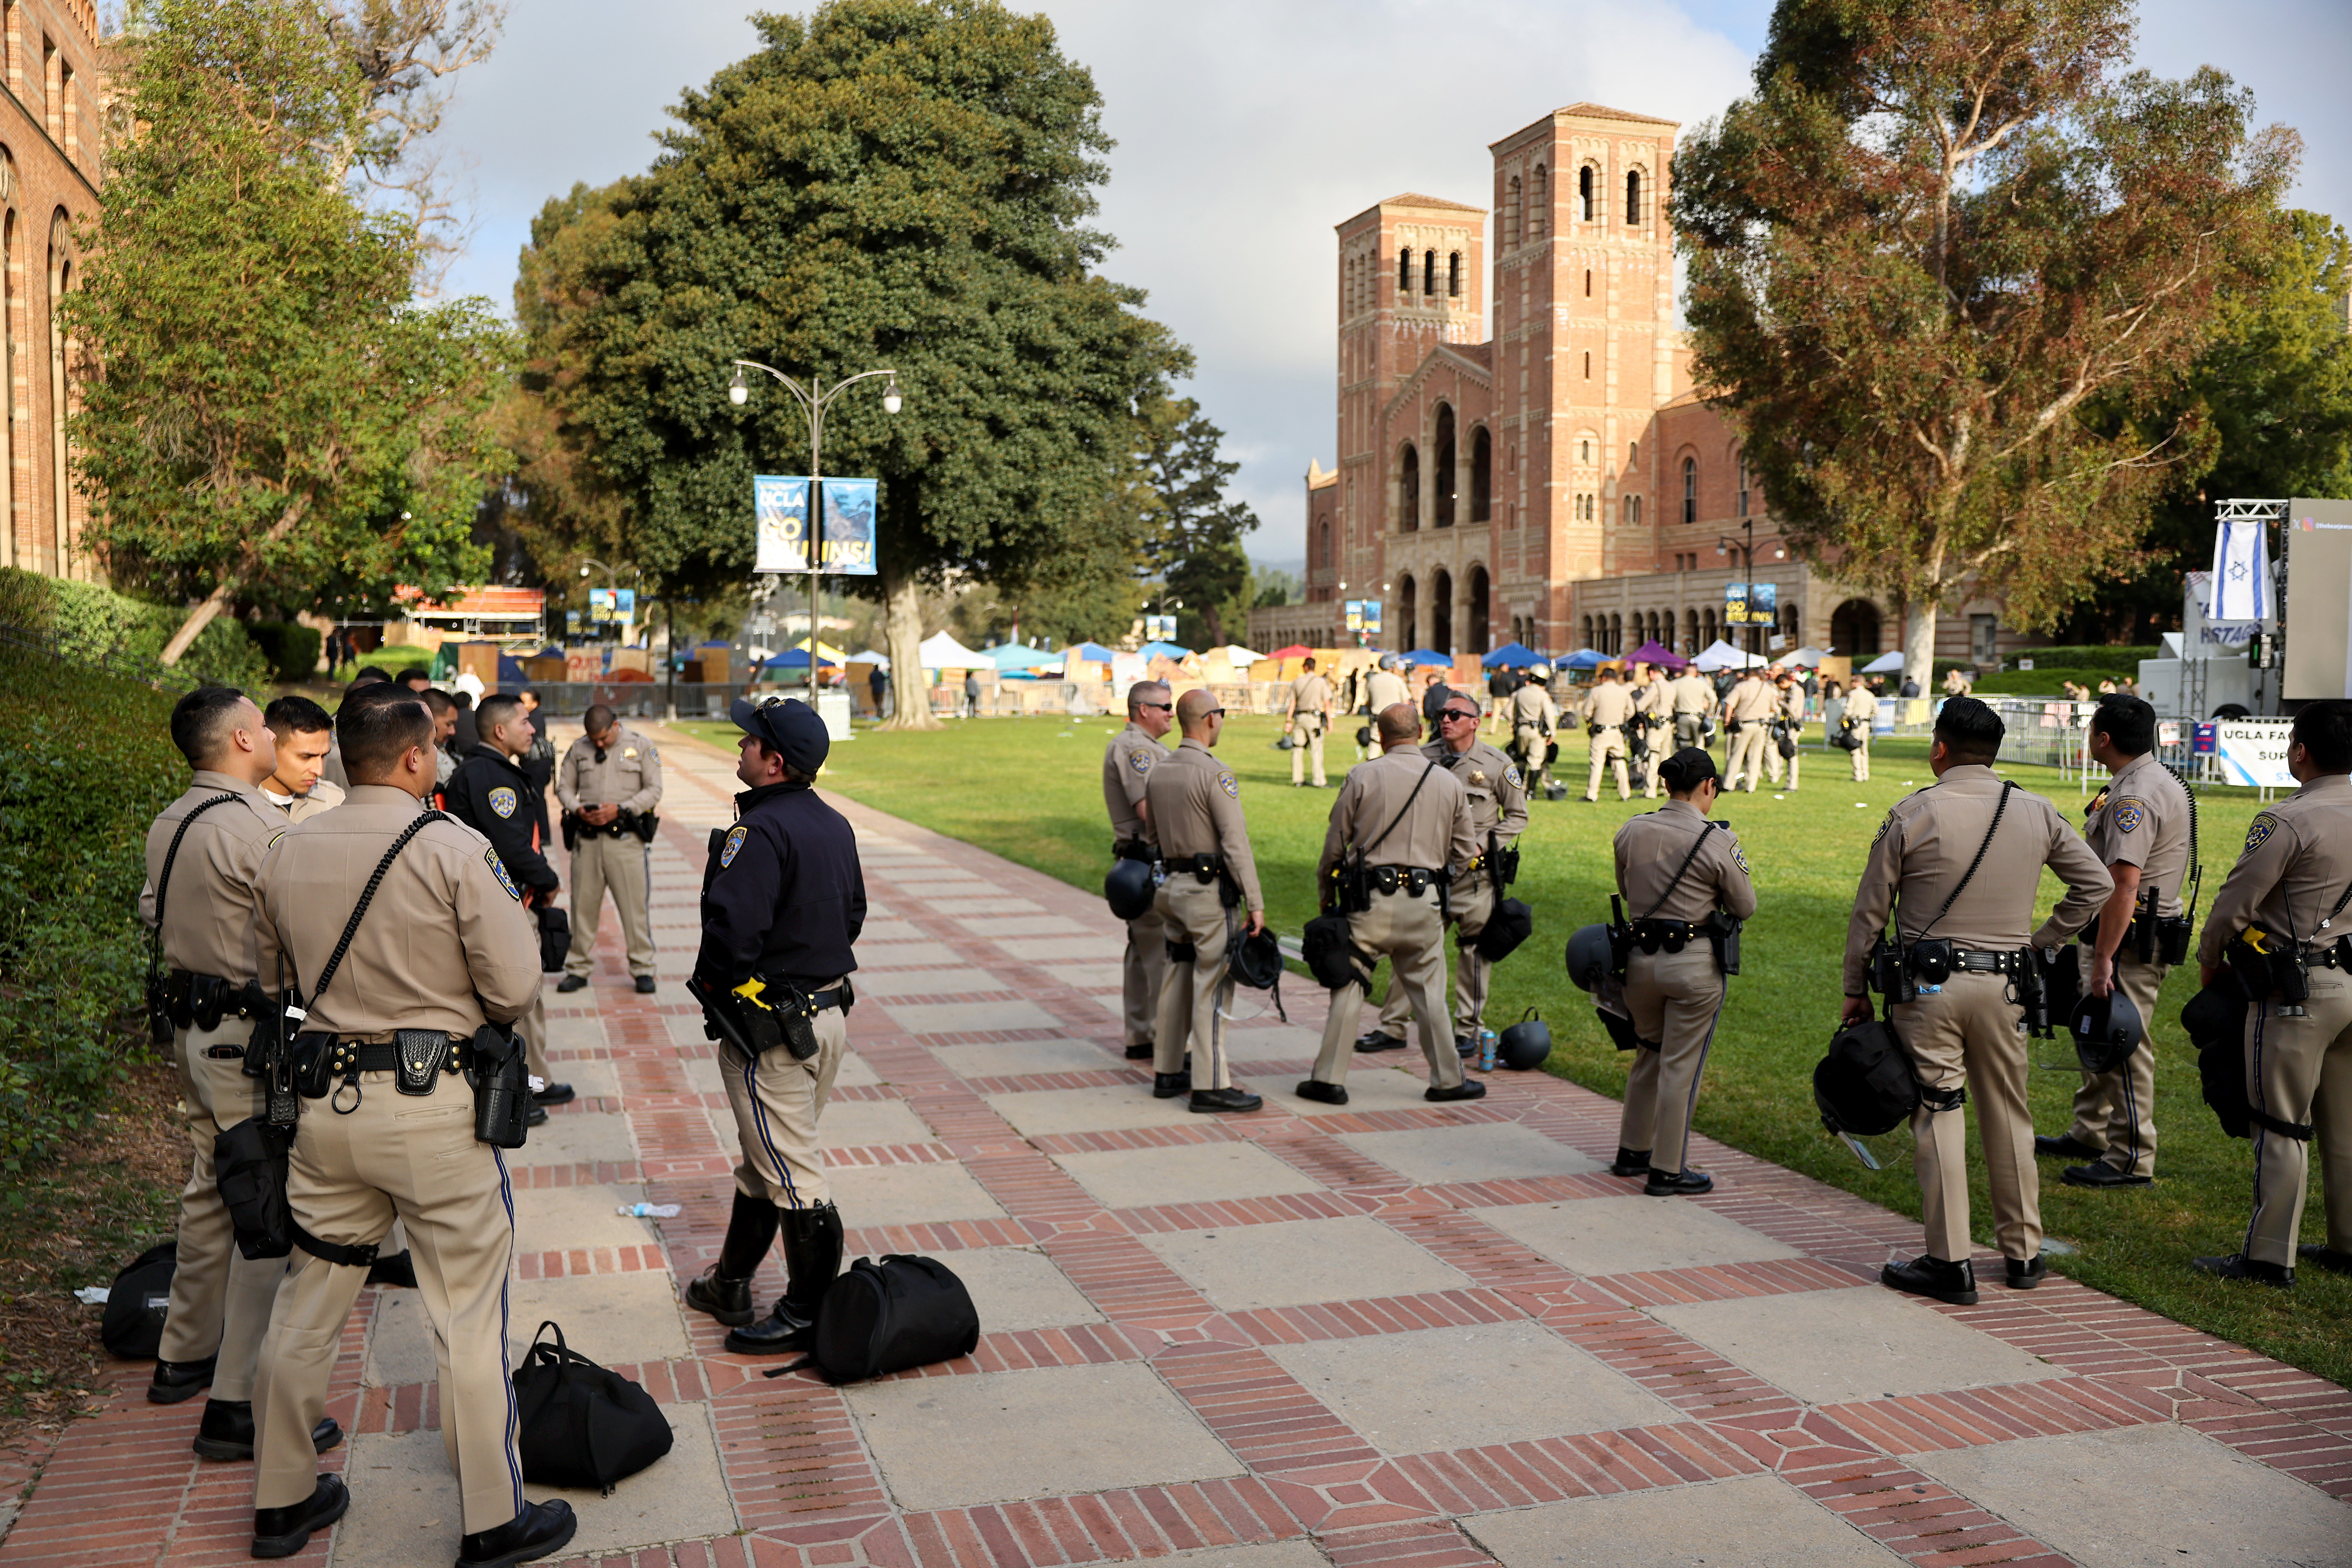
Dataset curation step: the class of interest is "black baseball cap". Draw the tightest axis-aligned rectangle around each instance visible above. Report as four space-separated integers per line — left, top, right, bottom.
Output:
730 696 830 775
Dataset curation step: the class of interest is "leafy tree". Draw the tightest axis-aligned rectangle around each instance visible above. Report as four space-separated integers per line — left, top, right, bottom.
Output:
1141 394 1258 649
507 0 1177 727
72 0 510 665
1673 0 2296 684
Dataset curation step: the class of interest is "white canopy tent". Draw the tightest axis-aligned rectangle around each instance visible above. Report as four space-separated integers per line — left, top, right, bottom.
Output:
1785 646 1833 666
846 648 890 669
916 631 991 671
1690 640 1768 671
1860 650 1907 675
1213 643 1264 664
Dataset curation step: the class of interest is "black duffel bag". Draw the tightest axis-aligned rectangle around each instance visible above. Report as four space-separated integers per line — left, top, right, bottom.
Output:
536 905 571 975
1813 1015 1920 1137
513 1320 674 1493
1472 897 1533 963
100 1241 178 1360
798 1255 980 1386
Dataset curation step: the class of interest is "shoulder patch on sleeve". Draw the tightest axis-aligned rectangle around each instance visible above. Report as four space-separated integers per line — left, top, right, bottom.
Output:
1732 842 1751 875
487 785 518 820
485 848 521 901
719 824 749 868
2244 814 2278 856
2111 799 2145 834
1130 748 1153 774
1504 765 1523 790
1219 771 1239 799
1872 812 1896 846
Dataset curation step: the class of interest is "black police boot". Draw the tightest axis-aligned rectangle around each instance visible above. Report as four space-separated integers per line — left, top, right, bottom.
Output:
1454 1035 1478 1059
251 1474 349 1559
526 1101 548 1127
147 1354 216 1405
685 1191 780 1327
1644 1167 1713 1197
1125 1040 1154 1061
456 1499 578 1568
1425 1081 1487 1102
192 1397 344 1461
727 1202 842 1354
2063 1160 2152 1190
366 1249 417 1288
1354 1030 1405 1053
555 974 588 993
2033 1132 2102 1161
1189 1086 1263 1114
2192 1252 2295 1288
1609 1147 1651 1178
634 975 657 995
2004 1255 2048 1290
1152 1071 1192 1098
1880 1254 1978 1306
1294 1079 1348 1106
532 1081 575 1107
2297 1244 2352 1277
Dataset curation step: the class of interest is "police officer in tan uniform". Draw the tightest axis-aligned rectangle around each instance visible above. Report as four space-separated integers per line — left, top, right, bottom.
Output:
1669 668 1713 751
136 689 340 1467
1287 657 1332 787
1841 698 2110 1306
2192 699 2352 1286
2035 695 2191 1189
1103 681 1172 1061
1143 689 1265 1113
1582 668 1636 802
1302 704 1485 1104
1367 654 1412 722
1510 668 1556 793
246 690 573 1566
1632 667 1669 797
1723 667 1778 792
554 704 664 995
1612 748 1757 1194
260 695 345 824
1767 671 1805 789
1362 691 1530 1056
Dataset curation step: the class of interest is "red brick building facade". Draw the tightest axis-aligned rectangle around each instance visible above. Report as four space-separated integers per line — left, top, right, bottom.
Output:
0 0 100 582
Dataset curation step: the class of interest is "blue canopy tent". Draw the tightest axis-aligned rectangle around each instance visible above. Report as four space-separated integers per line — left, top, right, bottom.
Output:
987 643 1060 672
1063 642 1120 666
1559 649 1607 670
760 647 840 672
1400 649 1452 667
1481 642 1541 668
1138 640 1191 661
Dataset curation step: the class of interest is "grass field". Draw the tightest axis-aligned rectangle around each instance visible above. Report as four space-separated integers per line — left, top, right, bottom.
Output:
678 711 2349 1390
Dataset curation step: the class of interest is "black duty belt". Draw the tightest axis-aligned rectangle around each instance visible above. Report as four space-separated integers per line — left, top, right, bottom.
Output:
1630 918 1706 953
1367 865 1442 897
762 984 851 1014
1945 947 2029 976
309 1036 479 1076
163 971 268 1032
1112 839 1158 864
1167 853 1226 882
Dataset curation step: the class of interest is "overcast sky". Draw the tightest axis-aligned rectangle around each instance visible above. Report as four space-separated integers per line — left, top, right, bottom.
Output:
435 0 2352 570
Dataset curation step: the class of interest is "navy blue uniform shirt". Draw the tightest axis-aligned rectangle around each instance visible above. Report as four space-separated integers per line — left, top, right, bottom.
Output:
696 780 866 990
445 744 559 895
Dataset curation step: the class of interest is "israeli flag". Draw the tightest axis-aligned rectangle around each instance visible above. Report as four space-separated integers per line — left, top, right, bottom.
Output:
2207 519 2269 623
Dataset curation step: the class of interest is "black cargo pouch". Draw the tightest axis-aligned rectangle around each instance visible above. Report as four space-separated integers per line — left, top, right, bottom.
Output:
1166 940 1198 964
394 1029 453 1096
774 986 822 1063
1909 938 1955 985
470 1023 530 1148
290 1032 338 1100
214 1116 296 1261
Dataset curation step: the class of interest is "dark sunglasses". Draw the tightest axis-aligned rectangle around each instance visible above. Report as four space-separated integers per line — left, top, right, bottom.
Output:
1440 709 1478 722
1205 708 1227 718
1138 702 1172 711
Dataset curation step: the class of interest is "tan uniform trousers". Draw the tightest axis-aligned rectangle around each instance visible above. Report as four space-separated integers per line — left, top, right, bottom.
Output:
2065 947 2164 1177
1891 972 2040 1262
1769 740 1800 789
1310 887 1466 1091
720 1007 848 1210
252 1072 520 1532
1376 871 1495 1042
2241 977 2352 1267
517 988 551 1088
1849 728 1871 781
1673 714 1706 751
1585 728 1630 801
1619 946 1727 1176
1121 900 1169 1051
1290 715 1327 787
1726 723 1771 792
158 1020 281 1401
1153 877 1235 1089
564 831 655 979
1514 723 1549 789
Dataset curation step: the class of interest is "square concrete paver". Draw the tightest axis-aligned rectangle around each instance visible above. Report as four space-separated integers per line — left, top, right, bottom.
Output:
546 1015 607 1053
508 1183 658 1254
538 1058 621 1101
1651 1287 2064 1404
325 1404 735 1568
858 920 927 945
949 1247 1105 1332
996 936 1126 961
820 1098 938 1149
854 967 1013 1000
1242 1066 1441 1118
931 1038 1123 1078
506 1270 691 1366
1142 1216 1471 1310
1465 1474 1904 1566
1040 963 1125 991
984 1085 1203 1137
955 915 1093 938
849 1362 1242 1510
1909 1424 2352 1566
1269 1320 1681 1454
882 1000 1067 1036
1053 1140 1325 1211
826 1161 1009 1227
507 1109 637 1167
1475 1196 1804 1276
1339 1122 1601 1184
1221 1025 1326 1062
852 940 938 969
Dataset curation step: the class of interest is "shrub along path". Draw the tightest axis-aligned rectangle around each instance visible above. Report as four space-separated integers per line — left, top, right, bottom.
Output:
5 718 2345 1568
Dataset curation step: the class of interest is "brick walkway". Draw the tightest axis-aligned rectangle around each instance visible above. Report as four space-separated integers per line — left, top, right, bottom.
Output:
4 721 2349 1568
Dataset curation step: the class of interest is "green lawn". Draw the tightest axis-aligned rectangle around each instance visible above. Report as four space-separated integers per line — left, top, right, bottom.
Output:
678 712 2348 1390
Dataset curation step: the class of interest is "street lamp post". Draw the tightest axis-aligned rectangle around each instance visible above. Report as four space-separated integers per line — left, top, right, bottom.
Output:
728 361 902 706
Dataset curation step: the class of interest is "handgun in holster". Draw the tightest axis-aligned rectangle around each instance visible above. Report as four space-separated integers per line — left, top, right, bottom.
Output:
1870 933 1916 1004
1605 895 1633 981
2018 949 2051 1037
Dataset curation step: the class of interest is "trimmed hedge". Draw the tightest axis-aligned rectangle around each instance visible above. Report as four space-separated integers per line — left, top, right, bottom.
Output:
0 567 270 690
2006 645 2160 675
248 620 322 682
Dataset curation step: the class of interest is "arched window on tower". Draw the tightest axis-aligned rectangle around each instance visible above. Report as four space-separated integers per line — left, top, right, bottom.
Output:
1681 456 1697 524
1317 517 1331 570
1448 251 1461 297
1530 166 1546 239
1470 427 1491 522
1423 249 1437 296
1578 165 1595 223
1626 168 1645 225
1398 247 1412 294
1398 443 1420 532
1584 269 1592 298
1622 495 1640 526
1506 176 1521 246
1433 404 1456 528
1432 568 1454 653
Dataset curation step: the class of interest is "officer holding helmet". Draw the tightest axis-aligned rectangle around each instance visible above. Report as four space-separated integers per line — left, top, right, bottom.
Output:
1510 666 1556 793
1103 680 1172 1061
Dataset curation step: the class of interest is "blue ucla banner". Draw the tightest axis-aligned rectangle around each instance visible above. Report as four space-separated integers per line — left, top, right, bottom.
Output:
753 475 877 575
819 478 878 576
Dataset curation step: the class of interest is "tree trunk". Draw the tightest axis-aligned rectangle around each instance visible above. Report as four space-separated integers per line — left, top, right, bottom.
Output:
156 491 314 668
877 560 939 731
1903 599 1939 696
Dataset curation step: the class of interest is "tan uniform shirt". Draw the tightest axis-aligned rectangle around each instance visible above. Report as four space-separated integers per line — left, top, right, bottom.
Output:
2083 753 2193 923
139 772 285 986
1289 674 1332 723
1367 670 1412 712
1420 737 1530 845
1101 721 1164 848
1317 747 1477 881
1632 680 1666 718
1584 682 1637 728
2198 773 2352 967
1728 676 1778 724
1615 800 1758 924
1510 684 1553 731
554 725 663 814
251 784 543 1042
1669 673 1713 717
1144 739 1263 910
264 777 346 825
1842 766 2112 993
1780 684 1805 723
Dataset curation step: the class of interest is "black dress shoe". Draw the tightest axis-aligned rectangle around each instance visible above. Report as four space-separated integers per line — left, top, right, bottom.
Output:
147 1354 216 1405
727 1297 819 1354
634 975 657 994
684 1268 757 1326
456 1499 578 1568
526 1101 548 1127
1881 1254 1978 1305
1354 1031 1405 1053
2033 1133 2103 1161
532 1081 575 1107
366 1249 417 1288
1294 1079 1348 1106
1644 1167 1714 1197
2192 1252 2294 1287
1152 1071 1192 1098
555 974 588 993
1189 1086 1263 1114
251 1474 349 1559
1124 1042 1154 1060
1609 1147 1651 1178
1454 1035 1478 1058
2004 1255 2048 1289
192 1399 343 1461
2063 1161 2152 1190
2297 1244 2352 1277
1425 1081 1487 1102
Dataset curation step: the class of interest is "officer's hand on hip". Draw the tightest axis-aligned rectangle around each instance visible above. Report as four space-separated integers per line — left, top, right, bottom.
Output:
1841 994 1873 1028
1247 909 1265 936
2088 951 2114 998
